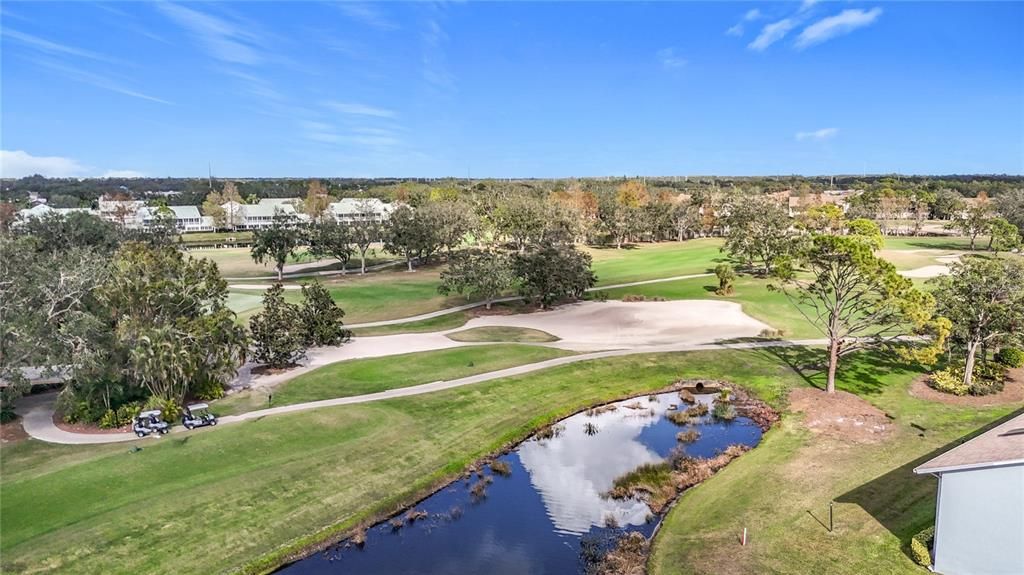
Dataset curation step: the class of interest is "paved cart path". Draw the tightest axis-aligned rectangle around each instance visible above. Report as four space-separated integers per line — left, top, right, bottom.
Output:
18 336 828 445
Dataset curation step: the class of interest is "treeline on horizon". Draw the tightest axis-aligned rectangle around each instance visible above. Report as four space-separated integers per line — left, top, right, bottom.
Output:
2 173 1023 210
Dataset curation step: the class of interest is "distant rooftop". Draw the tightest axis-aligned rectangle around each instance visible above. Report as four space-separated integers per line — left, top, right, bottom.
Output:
914 413 1024 475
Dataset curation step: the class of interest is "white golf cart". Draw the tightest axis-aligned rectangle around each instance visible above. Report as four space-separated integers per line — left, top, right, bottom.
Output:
181 403 218 430
132 410 170 437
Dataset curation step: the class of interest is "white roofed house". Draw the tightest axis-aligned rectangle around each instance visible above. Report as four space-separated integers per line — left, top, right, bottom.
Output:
328 198 395 224
139 205 214 232
912 413 1024 575
16 203 98 223
98 198 146 227
222 198 304 230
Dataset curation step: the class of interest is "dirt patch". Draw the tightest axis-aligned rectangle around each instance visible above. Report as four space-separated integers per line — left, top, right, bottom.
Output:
52 412 129 435
1 419 29 443
789 388 893 443
909 369 1024 407
250 364 297 376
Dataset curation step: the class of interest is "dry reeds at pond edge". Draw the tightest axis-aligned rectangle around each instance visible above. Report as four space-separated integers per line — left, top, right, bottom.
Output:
489 460 512 477
604 444 751 514
676 429 700 443
589 531 648 575
665 411 692 426
684 403 709 417
586 404 618 416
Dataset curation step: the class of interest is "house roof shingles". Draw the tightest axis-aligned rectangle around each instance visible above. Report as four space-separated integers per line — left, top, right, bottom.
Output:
914 413 1024 475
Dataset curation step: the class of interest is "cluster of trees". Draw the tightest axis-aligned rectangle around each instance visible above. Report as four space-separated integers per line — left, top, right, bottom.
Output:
932 257 1024 391
249 283 352 368
0 210 352 424
758 194 1021 396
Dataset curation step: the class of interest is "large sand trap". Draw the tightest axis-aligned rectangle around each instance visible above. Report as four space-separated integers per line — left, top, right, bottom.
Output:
900 255 960 279
232 300 773 390
459 300 772 351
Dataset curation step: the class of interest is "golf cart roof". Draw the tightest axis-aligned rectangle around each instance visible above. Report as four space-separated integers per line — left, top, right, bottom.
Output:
139 410 162 417
187 403 209 411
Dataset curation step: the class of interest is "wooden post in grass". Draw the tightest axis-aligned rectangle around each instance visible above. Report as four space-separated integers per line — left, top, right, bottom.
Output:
741 527 747 546
829 501 834 532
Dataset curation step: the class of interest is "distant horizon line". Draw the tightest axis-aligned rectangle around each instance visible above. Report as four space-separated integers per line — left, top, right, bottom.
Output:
4 172 1023 182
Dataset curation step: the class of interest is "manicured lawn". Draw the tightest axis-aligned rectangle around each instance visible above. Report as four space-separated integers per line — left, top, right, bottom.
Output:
587 239 726 286
211 344 574 415
2 347 1013 575
189 246 395 279
350 311 472 336
648 345 1019 575
446 326 559 343
228 268 470 325
881 236 976 251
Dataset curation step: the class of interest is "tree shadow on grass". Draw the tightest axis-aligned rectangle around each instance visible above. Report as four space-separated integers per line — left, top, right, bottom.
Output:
835 408 1024 562
752 345 925 396
898 239 975 251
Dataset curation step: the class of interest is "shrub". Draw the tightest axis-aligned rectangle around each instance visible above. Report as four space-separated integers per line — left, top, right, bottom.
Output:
190 377 226 401
713 403 737 421
714 263 736 296
995 347 1024 368
931 364 1006 397
144 396 182 422
116 402 142 424
910 526 934 567
929 367 969 396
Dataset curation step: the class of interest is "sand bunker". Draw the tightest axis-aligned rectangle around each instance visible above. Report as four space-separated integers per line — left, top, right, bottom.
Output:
462 300 772 351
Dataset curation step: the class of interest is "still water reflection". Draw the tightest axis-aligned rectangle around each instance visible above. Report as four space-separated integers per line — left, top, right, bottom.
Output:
278 391 762 574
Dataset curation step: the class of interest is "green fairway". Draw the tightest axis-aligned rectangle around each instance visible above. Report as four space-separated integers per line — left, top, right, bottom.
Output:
211 344 574 415
350 311 472 335
446 326 559 343
228 269 469 325
587 239 726 286
881 236 975 251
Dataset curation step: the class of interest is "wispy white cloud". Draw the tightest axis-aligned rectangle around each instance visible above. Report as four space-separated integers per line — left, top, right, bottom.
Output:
748 18 798 51
336 2 399 31
420 8 456 93
799 0 820 13
725 8 764 36
31 57 173 104
322 100 396 118
656 48 687 69
1 150 147 178
795 127 839 141
157 3 262 65
795 8 883 49
102 169 146 178
1 150 88 178
2 28 120 63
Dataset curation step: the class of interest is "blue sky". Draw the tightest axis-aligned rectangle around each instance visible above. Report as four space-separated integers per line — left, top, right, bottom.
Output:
1 1 1022 178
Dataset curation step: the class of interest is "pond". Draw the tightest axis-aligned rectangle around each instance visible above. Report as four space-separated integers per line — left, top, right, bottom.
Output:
278 391 763 574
